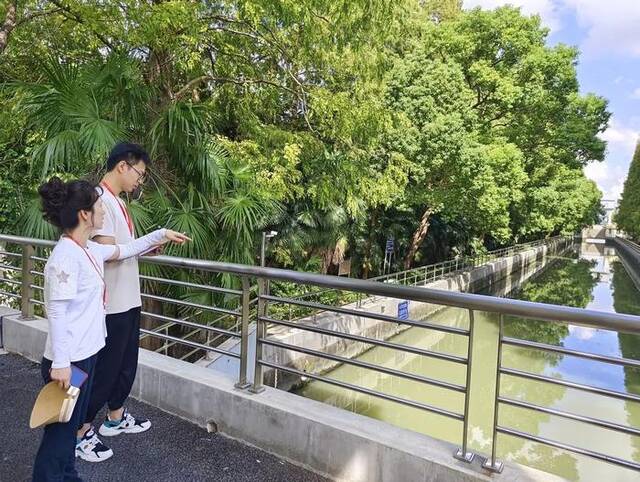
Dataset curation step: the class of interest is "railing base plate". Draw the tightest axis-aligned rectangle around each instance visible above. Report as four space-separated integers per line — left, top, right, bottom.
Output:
453 449 475 463
482 459 504 473
234 382 251 390
248 386 265 394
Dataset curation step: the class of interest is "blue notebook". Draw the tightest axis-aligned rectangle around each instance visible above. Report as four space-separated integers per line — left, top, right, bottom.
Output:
70 365 88 389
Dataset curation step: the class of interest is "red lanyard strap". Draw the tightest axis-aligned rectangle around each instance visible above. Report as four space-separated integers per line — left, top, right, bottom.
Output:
64 236 107 308
101 182 134 236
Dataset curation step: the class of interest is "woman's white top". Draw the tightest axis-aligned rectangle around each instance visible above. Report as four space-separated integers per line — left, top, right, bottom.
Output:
43 238 116 368
43 229 167 368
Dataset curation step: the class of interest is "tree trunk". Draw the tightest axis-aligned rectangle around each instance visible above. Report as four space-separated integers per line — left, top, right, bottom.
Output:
320 246 332 274
403 207 433 269
362 208 379 279
0 1 18 55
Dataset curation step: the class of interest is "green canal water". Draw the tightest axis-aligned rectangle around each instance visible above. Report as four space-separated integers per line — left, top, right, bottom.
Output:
296 244 640 481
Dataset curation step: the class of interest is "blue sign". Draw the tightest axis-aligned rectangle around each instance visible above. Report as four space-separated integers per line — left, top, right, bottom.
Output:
397 301 409 320
385 239 394 254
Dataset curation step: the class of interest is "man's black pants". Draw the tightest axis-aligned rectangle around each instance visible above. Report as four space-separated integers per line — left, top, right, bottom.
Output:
84 306 141 425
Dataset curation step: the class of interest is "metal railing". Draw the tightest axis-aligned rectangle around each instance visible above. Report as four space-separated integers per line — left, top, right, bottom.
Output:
485 318 640 472
370 235 569 286
269 235 572 322
2 232 640 475
0 234 252 383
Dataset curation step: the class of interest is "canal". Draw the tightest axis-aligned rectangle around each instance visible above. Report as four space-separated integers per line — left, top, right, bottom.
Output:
296 242 640 481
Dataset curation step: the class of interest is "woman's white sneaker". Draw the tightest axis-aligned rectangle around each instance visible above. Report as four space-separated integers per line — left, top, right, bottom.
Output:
76 428 114 462
98 408 151 437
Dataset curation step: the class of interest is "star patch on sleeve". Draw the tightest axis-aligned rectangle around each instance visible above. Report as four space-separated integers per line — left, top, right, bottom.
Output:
56 270 70 284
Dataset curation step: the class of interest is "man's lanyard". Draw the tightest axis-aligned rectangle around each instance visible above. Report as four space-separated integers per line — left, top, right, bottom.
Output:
63 236 107 309
100 182 134 236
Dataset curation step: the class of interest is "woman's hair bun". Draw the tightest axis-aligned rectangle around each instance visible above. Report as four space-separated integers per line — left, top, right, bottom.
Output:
38 176 68 228
38 177 99 230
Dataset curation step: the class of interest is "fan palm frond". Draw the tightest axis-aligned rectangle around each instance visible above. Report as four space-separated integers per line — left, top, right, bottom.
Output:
32 130 82 178
17 196 57 240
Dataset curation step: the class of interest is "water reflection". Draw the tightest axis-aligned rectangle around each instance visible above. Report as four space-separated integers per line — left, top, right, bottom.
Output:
613 260 640 465
296 244 640 481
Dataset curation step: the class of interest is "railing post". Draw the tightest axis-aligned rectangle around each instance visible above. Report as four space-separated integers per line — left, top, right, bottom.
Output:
483 314 505 473
250 277 267 393
20 244 35 320
235 276 251 389
455 309 476 463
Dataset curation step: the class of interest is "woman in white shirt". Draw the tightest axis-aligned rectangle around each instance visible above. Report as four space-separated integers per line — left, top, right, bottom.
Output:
32 177 189 481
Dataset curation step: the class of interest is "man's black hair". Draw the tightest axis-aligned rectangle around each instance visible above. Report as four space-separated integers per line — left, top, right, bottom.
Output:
106 142 151 171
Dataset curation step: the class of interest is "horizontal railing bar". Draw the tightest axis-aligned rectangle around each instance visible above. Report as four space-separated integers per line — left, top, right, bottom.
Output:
0 250 21 257
30 284 44 291
259 337 467 393
148 324 210 349
0 278 21 286
154 331 203 352
0 264 20 272
140 311 240 338
30 270 44 277
139 306 241 337
140 293 240 317
29 255 47 262
2 233 638 335
145 323 202 347
0 234 56 247
503 336 640 369
138 329 240 359
501 367 640 403
140 274 243 296
139 258 640 334
0 290 20 299
497 426 640 471
499 397 640 437
258 359 464 421
260 316 468 364
29 299 45 306
143 320 174 333
262 294 470 336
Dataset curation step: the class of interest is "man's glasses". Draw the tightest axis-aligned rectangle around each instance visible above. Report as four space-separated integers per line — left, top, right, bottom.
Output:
126 162 147 184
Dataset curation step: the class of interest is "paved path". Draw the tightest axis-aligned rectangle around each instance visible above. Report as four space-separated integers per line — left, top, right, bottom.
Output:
0 353 327 482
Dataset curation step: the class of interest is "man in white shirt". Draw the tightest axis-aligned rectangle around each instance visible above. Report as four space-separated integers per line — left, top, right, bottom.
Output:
79 143 154 459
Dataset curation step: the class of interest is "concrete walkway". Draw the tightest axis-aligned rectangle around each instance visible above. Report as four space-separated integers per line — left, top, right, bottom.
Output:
0 353 327 482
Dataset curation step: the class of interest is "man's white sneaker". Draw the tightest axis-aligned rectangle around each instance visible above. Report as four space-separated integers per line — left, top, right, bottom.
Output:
98 408 151 437
76 428 114 462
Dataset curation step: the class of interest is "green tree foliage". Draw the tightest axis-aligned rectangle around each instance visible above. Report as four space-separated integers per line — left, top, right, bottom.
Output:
505 255 598 352
0 1 610 279
616 141 640 241
388 6 608 268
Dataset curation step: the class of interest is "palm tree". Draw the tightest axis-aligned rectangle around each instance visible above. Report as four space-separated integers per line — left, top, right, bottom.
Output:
11 55 282 356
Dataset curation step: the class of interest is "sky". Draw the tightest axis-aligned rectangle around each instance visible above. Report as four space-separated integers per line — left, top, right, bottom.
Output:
463 0 640 201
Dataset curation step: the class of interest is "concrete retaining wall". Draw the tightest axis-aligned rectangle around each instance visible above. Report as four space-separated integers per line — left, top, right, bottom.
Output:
609 238 640 291
1 314 564 482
